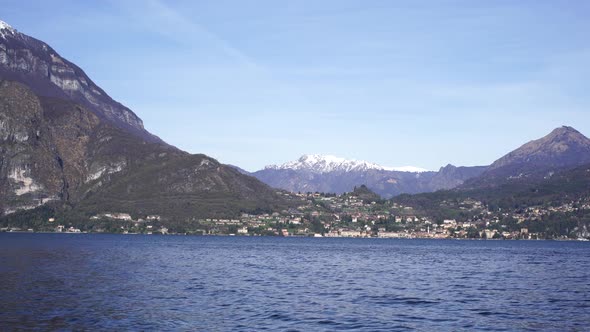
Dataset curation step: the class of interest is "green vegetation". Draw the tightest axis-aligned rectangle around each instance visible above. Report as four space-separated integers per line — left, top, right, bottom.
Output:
2 132 589 240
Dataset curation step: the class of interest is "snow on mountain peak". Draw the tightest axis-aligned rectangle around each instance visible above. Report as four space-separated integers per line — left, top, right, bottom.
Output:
265 154 429 173
0 20 12 30
0 19 16 38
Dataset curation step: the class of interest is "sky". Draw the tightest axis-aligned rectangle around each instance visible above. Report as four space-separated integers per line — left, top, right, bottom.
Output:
2 0 590 171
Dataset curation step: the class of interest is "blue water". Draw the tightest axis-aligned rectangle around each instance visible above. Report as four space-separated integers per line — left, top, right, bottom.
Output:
1 234 589 331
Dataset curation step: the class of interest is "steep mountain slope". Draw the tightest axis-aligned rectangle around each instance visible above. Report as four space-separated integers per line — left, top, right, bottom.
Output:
77 154 285 219
465 126 590 188
395 162 590 219
394 127 590 223
0 20 158 142
0 80 64 214
0 20 288 220
0 80 285 219
253 155 486 198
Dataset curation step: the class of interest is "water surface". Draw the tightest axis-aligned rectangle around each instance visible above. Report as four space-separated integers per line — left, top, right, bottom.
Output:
1 234 589 331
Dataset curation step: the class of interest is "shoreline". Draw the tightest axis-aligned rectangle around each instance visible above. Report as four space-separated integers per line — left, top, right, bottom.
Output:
1 231 588 241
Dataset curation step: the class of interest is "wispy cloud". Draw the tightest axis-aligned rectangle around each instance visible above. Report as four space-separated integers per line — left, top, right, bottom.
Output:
114 0 260 70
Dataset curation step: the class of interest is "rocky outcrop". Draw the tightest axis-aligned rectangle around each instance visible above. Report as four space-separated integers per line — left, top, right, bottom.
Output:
0 79 285 219
0 80 64 214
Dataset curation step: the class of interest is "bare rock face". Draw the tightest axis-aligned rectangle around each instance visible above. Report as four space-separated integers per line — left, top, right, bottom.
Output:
0 81 63 214
0 79 282 219
0 80 135 214
0 20 158 142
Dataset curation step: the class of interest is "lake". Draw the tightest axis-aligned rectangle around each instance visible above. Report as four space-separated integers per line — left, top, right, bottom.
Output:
0 234 589 331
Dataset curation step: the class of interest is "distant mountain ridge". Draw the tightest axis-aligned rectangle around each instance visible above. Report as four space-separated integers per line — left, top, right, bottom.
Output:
265 154 430 174
253 155 486 198
252 126 590 198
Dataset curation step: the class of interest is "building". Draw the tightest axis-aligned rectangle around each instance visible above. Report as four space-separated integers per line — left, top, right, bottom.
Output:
339 230 362 237
378 232 408 238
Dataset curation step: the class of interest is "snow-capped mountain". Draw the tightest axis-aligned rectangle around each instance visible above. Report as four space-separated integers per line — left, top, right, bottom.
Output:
253 154 486 198
265 154 429 174
0 20 16 38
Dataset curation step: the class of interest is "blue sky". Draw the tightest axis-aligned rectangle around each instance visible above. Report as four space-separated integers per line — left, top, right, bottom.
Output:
3 0 590 171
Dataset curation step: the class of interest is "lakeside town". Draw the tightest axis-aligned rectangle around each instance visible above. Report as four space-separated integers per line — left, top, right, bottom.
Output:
3 186 589 240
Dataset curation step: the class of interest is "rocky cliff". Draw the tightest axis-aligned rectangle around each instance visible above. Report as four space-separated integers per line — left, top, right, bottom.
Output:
0 20 158 142
0 20 288 220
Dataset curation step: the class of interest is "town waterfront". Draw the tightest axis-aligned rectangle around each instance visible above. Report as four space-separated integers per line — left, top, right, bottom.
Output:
1 233 589 331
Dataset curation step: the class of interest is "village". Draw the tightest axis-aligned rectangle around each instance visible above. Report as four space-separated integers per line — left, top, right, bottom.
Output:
11 186 586 240
191 191 589 240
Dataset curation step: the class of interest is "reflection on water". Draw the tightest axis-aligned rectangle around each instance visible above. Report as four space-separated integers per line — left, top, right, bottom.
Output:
1 234 589 331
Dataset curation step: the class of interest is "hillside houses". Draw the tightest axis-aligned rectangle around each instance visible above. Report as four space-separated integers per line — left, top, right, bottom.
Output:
20 189 590 240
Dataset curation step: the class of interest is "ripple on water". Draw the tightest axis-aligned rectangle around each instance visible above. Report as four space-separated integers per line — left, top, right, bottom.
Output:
0 234 589 331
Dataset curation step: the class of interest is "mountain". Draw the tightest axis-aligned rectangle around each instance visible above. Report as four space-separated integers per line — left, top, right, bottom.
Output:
465 126 590 188
228 164 252 175
0 20 158 142
396 161 590 221
265 154 429 173
0 19 288 221
394 127 590 226
430 164 489 189
350 185 381 203
252 154 486 198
